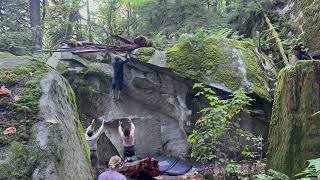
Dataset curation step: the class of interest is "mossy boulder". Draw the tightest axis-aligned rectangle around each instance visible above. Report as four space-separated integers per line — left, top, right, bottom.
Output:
166 36 270 100
283 0 320 51
0 53 91 179
133 47 156 62
267 60 320 176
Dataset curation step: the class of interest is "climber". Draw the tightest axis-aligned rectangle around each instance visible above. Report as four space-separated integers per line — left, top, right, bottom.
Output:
112 53 131 100
86 119 105 180
118 118 136 160
98 155 127 180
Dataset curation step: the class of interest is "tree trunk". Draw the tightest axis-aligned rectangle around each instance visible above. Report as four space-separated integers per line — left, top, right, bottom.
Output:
86 0 92 42
42 0 46 21
264 14 289 66
29 0 42 52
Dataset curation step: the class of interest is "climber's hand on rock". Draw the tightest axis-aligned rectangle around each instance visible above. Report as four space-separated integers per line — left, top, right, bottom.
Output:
119 120 122 126
91 119 96 125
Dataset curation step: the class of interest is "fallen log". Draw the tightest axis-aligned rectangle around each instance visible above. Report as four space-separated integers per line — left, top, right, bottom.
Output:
110 34 136 45
119 157 159 178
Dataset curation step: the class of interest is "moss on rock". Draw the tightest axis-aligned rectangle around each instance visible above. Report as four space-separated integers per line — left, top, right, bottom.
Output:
267 60 320 176
134 47 156 62
227 40 270 99
0 53 48 179
64 80 91 165
166 35 270 99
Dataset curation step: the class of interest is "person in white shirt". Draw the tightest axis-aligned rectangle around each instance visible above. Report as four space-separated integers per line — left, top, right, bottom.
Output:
118 118 135 159
86 119 105 179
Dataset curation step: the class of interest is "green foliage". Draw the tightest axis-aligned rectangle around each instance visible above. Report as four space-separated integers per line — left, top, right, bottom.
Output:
0 0 31 55
188 83 261 164
253 169 289 180
295 158 320 179
44 0 82 48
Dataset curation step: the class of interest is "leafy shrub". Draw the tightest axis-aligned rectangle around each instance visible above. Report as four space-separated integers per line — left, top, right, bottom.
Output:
188 83 261 164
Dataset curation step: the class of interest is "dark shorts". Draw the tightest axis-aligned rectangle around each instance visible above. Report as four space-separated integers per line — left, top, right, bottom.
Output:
112 78 123 90
124 145 135 158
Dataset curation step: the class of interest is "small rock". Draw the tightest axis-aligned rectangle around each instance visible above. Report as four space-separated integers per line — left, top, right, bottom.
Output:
3 126 16 135
0 86 11 96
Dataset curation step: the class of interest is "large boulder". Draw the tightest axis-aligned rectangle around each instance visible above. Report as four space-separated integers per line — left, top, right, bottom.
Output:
53 52 193 161
0 52 91 180
52 45 273 164
267 60 320 176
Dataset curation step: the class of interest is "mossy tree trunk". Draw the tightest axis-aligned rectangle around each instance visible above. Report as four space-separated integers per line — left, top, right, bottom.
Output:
264 14 289 66
267 61 320 176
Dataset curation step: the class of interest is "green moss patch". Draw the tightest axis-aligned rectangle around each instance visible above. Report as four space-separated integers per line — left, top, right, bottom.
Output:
0 143 38 180
134 47 156 62
166 35 270 99
227 40 270 100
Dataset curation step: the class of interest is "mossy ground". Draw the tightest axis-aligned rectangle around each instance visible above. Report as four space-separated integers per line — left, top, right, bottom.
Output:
267 60 320 176
0 52 48 179
166 35 270 99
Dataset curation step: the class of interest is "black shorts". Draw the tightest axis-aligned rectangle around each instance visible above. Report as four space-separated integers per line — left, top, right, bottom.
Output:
112 78 123 90
124 145 135 158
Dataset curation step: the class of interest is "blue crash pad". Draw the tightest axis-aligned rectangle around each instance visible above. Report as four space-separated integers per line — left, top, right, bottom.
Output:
155 156 193 176
165 160 193 176
155 156 178 173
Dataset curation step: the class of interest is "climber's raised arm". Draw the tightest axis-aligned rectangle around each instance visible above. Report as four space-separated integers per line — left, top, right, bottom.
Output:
129 118 135 136
91 119 105 140
85 119 95 139
118 121 124 138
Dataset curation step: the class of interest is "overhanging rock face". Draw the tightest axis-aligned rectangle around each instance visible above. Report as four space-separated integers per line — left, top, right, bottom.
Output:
52 52 194 160
51 49 272 163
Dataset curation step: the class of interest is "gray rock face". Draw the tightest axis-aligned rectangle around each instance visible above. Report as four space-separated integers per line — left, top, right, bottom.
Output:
32 69 91 180
0 55 91 179
57 52 193 160
279 0 320 51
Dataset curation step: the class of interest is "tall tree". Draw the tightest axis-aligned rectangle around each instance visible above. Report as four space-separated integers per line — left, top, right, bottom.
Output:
29 0 42 52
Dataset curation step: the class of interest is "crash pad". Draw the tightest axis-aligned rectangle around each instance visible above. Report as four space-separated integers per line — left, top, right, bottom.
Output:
155 156 193 176
155 156 178 173
165 160 193 176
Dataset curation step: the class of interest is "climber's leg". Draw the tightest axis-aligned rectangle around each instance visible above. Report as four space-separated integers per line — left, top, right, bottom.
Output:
112 78 116 99
117 90 121 100
116 80 123 100
90 150 100 180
